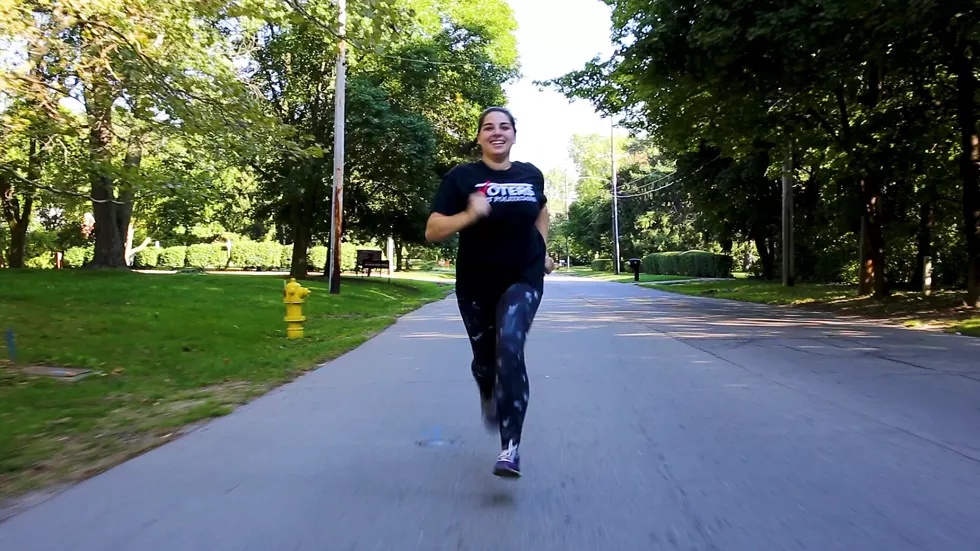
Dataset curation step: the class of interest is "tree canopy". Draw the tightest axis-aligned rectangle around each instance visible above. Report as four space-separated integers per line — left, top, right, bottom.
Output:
0 0 520 279
545 0 980 305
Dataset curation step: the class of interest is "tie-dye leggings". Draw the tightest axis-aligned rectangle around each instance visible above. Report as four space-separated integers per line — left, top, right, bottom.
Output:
457 283 542 448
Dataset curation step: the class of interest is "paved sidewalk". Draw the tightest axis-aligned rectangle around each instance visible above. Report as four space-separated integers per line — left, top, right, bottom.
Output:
1 275 979 550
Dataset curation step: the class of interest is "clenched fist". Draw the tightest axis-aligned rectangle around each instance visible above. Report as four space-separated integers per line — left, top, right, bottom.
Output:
544 255 555 274
466 192 491 221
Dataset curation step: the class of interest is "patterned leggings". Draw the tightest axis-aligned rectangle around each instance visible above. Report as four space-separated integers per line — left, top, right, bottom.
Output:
457 283 542 448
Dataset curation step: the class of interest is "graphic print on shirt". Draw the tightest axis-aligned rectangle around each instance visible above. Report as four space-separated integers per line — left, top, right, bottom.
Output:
475 181 538 204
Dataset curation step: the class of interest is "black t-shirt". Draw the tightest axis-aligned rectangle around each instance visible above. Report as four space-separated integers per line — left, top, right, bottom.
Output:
431 160 548 300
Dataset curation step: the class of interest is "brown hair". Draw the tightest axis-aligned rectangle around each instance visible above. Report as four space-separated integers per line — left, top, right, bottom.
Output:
477 106 517 136
463 107 517 156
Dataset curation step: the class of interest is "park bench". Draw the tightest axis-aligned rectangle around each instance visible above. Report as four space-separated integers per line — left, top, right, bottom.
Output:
355 249 390 278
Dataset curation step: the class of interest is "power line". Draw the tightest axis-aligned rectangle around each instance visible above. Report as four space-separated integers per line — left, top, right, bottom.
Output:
616 178 680 199
615 155 721 199
0 162 192 205
0 163 132 204
279 0 483 68
616 169 675 193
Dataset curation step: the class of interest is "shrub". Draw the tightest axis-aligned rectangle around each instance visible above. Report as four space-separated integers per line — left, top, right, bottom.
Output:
25 230 58 260
63 246 94 268
186 243 228 269
342 245 362 272
133 247 160 269
642 250 733 278
309 246 328 271
229 240 281 269
280 244 295 269
258 242 283 269
158 246 187 268
591 258 613 272
26 254 55 269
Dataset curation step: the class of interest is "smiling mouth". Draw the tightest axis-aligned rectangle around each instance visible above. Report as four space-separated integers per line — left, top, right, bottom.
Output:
490 139 506 146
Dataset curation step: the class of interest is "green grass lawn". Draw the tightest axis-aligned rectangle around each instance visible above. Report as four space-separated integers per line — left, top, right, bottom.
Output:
565 266 695 284
390 269 456 282
0 270 452 498
645 278 980 337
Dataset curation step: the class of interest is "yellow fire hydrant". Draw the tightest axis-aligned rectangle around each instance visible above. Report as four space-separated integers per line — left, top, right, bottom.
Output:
283 278 312 339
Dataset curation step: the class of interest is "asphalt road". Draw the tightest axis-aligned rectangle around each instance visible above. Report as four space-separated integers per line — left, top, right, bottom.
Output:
2 275 980 550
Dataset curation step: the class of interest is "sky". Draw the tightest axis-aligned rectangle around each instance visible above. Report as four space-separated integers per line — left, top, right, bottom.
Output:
502 0 616 175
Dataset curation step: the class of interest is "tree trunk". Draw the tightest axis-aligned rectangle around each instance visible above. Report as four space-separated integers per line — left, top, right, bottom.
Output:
289 226 311 279
0 175 29 267
953 44 980 307
394 239 403 271
8 221 28 268
753 234 774 280
291 174 325 280
87 84 129 269
289 198 312 280
858 62 888 298
0 139 38 269
858 175 887 298
121 135 142 266
721 238 733 255
913 189 935 290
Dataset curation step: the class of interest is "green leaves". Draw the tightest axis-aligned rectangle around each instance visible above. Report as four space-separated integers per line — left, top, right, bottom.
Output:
541 0 980 288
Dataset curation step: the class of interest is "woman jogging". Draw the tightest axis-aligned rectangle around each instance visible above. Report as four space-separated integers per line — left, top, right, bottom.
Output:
425 107 554 478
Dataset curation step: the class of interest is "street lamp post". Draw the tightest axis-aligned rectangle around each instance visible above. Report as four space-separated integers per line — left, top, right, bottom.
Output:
563 174 621 272
611 118 621 275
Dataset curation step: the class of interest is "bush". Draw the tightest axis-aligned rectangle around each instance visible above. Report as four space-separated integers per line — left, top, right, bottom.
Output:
158 246 187 268
186 243 228 269
133 247 160 269
313 245 362 272
342 245 361 272
259 242 284 269
63 246 94 268
642 250 733 278
228 240 259 268
309 246 328 271
25 230 58 260
591 258 613 272
280 244 295 269
229 240 281 269
26 254 55 269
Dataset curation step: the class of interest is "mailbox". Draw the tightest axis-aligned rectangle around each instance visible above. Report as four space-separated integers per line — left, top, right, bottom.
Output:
628 258 642 282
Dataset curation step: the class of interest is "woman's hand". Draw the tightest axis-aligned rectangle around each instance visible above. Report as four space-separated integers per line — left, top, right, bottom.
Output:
466 192 491 220
425 192 491 243
544 255 555 274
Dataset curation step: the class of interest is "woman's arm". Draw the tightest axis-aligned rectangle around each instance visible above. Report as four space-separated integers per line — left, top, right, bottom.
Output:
536 205 555 274
536 204 549 243
425 193 490 243
425 212 474 243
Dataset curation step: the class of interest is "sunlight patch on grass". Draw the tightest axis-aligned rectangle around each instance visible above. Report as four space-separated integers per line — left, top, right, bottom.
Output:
0 270 451 498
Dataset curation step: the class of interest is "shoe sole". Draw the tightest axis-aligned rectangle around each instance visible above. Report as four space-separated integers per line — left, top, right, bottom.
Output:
493 465 521 478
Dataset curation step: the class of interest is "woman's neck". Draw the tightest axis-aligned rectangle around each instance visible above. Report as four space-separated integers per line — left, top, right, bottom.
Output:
481 154 512 171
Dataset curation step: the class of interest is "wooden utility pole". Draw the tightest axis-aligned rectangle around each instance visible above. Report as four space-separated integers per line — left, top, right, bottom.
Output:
327 0 347 294
782 139 795 287
563 169 570 269
611 118 621 275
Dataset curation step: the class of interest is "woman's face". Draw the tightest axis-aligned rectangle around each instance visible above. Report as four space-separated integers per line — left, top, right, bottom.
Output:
477 111 516 159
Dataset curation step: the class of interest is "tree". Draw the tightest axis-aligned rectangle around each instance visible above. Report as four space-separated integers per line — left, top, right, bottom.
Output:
253 0 520 279
546 0 980 301
1 0 273 268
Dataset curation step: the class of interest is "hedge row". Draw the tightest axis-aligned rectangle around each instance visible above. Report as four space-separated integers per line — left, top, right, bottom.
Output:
64 241 373 271
642 251 733 278
64 246 94 268
591 259 613 272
